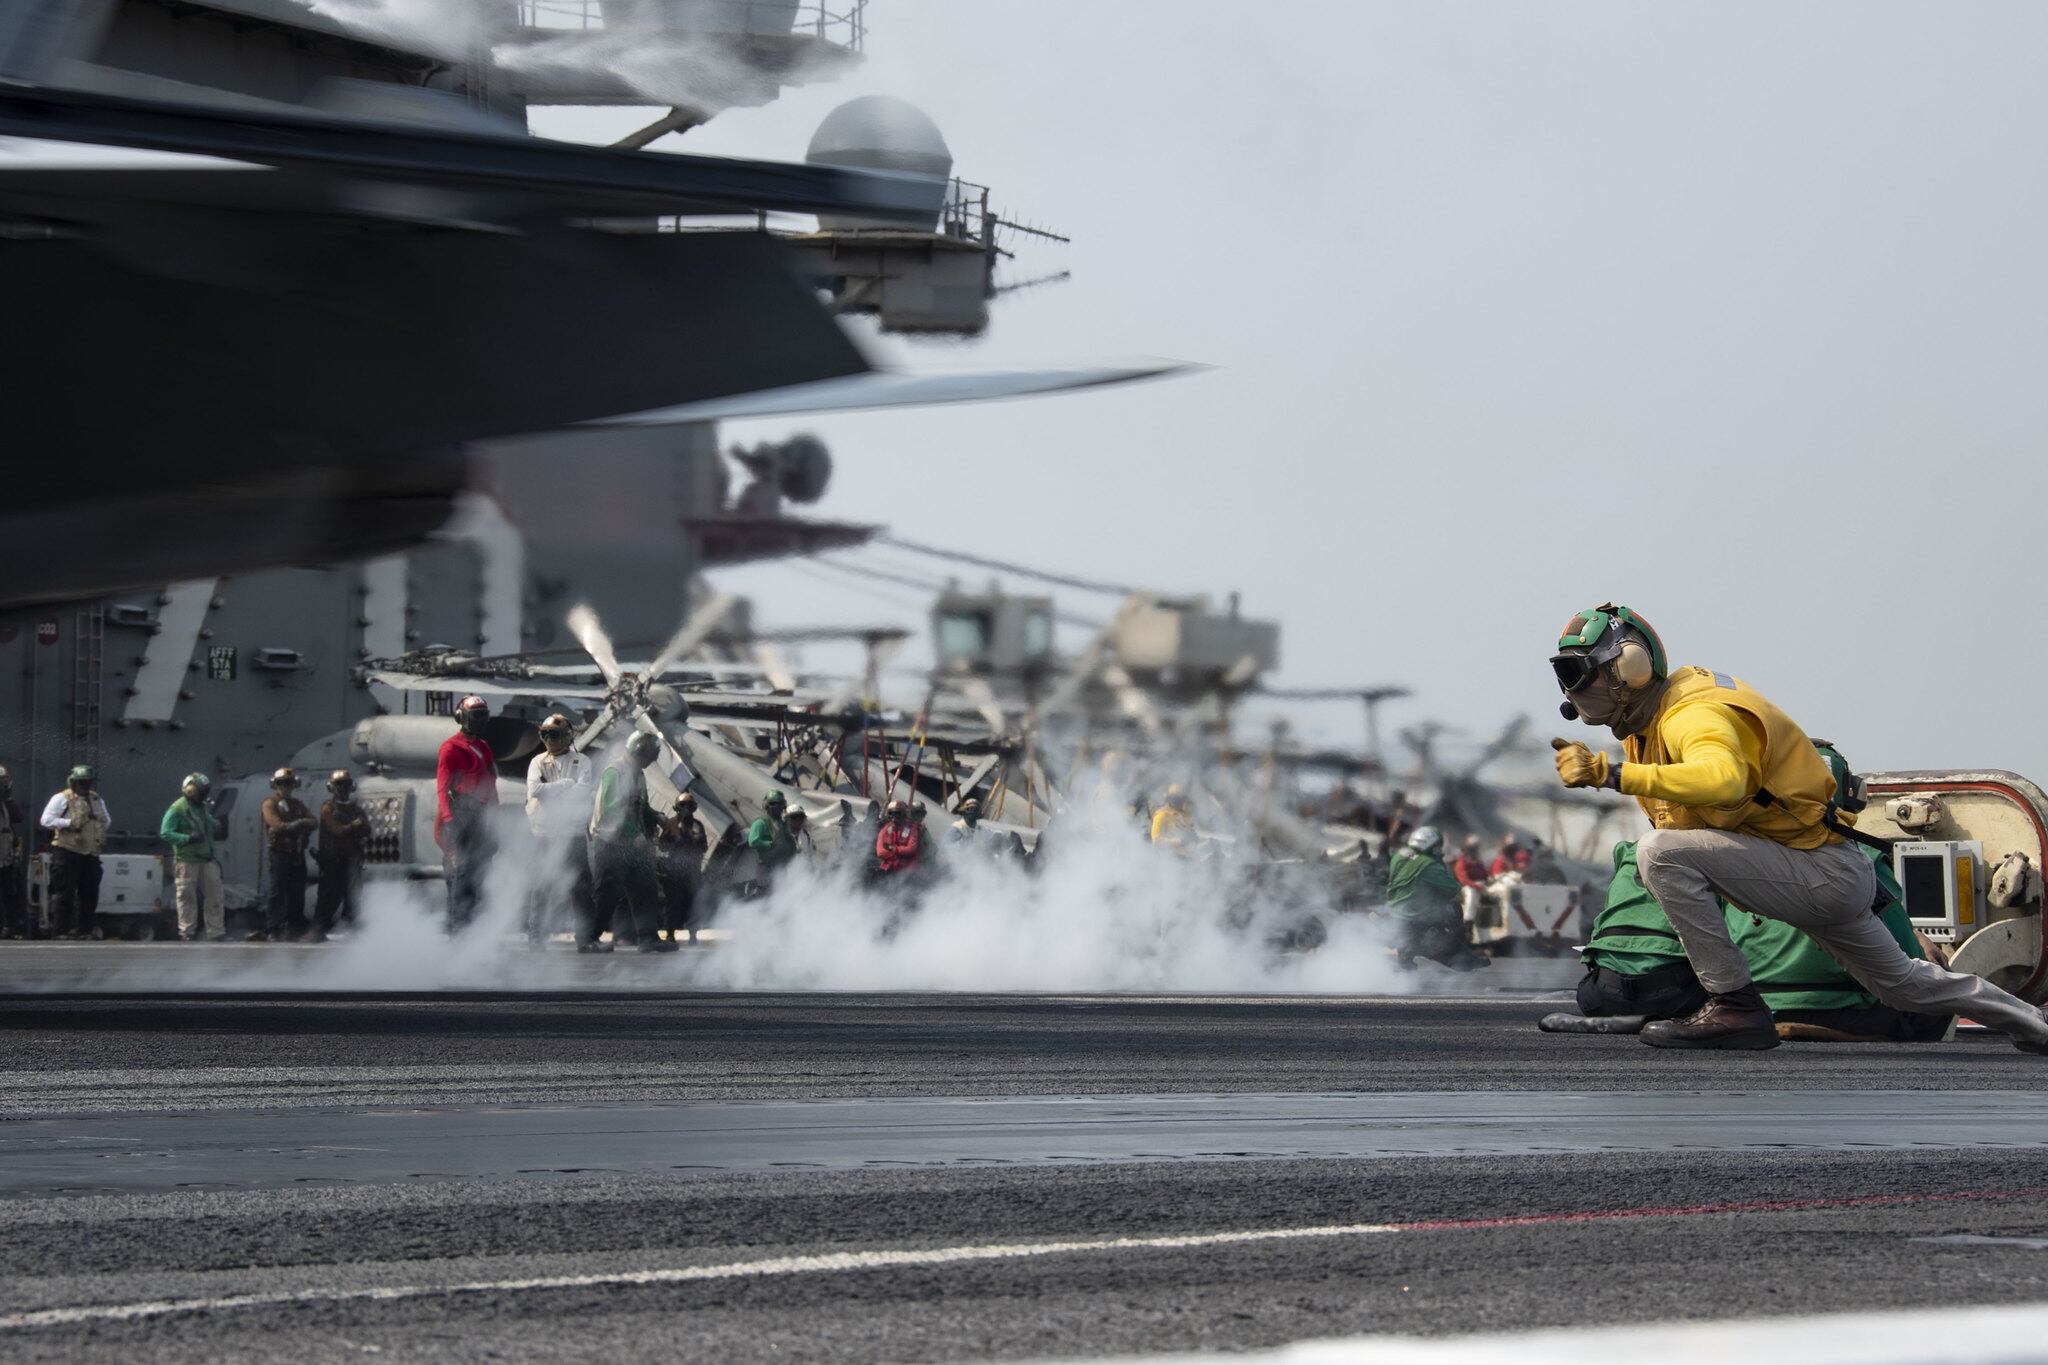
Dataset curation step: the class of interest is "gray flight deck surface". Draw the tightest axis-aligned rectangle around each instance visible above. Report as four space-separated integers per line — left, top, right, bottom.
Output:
13 1091 2048 1199
4 959 2048 1363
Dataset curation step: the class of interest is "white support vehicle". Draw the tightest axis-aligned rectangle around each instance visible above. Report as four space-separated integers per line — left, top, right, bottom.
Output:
1465 872 1581 957
26 852 171 939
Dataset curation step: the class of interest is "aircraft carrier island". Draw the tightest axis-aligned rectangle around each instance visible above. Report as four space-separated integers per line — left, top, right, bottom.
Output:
4 3 2048 1364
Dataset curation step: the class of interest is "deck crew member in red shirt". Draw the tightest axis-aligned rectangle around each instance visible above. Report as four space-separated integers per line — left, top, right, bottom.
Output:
1450 835 1490 890
1489 833 1531 878
1450 833 1492 924
874 800 925 876
437 694 499 932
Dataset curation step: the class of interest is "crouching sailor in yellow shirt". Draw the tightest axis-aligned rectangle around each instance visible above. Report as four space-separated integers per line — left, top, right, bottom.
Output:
1547 603 2048 1053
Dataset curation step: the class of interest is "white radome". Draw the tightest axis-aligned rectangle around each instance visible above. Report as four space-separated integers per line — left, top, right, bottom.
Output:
806 96 952 230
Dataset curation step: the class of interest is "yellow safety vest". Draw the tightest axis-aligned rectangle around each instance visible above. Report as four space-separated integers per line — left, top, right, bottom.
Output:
1624 666 1841 851
52 790 107 856
1150 805 1191 849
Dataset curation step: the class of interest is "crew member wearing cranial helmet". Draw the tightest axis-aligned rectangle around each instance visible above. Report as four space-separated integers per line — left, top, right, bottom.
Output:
747 788 800 887
160 773 224 941
259 768 319 942
437 695 499 933
1549 603 2048 1053
41 765 109 939
655 791 709 942
525 713 594 947
314 770 371 940
588 731 673 951
874 799 923 876
1384 825 1488 972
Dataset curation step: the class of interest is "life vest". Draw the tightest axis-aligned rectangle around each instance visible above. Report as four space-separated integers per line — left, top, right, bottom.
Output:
52 791 106 856
748 815 798 868
1449 854 1490 889
1583 841 1692 975
1385 850 1460 924
1590 838 1925 1014
319 799 369 863
590 764 652 843
1150 806 1192 847
435 732 497 839
161 795 216 863
1625 666 1840 850
875 821 923 873
264 795 314 857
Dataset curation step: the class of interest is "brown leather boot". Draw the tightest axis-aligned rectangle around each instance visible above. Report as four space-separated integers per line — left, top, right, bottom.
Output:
1639 987 1780 1050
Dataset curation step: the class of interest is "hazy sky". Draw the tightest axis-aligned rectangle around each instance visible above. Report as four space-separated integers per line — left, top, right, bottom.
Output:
540 2 2048 779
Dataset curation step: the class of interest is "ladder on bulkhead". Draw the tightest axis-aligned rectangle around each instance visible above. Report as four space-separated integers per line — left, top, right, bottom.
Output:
70 603 103 769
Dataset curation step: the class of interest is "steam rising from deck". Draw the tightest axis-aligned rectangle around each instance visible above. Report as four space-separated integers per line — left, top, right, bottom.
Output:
23 794 1417 997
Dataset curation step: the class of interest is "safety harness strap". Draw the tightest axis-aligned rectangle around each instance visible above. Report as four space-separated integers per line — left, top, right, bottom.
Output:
1755 784 1896 856
1589 925 1681 944
1822 804 1897 855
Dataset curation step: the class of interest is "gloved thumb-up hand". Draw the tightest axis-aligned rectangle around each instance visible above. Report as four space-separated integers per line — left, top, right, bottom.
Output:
1551 737 1611 790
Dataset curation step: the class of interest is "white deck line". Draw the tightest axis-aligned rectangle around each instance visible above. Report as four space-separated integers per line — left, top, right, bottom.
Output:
0 1222 1403 1331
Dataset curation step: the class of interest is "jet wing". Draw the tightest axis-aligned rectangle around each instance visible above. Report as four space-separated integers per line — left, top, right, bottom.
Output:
0 82 945 224
591 361 1201 426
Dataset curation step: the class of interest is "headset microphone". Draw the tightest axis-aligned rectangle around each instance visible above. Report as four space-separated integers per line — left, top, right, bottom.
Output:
1559 700 1579 721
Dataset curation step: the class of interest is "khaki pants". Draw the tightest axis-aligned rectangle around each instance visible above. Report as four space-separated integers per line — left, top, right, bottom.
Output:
175 859 224 939
1637 827 2048 1044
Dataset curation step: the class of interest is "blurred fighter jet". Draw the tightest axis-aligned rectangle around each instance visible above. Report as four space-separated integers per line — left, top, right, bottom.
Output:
0 1 1179 607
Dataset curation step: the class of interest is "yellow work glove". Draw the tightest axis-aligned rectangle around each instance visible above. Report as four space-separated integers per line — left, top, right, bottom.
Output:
1552 737 1615 790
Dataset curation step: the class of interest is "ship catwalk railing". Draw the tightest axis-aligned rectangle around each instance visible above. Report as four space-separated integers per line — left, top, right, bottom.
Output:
516 1 868 52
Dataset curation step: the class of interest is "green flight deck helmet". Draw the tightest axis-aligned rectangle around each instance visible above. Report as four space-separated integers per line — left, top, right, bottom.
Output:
1551 603 1669 723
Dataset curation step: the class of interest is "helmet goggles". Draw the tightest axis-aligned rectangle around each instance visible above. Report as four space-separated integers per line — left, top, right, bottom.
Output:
1549 604 1666 696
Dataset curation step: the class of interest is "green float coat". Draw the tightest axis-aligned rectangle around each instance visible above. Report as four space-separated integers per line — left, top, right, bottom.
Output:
1585 840 1921 1012
1386 849 1461 925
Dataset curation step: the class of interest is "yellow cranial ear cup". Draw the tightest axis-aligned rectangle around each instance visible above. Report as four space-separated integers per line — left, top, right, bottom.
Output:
1612 638 1653 689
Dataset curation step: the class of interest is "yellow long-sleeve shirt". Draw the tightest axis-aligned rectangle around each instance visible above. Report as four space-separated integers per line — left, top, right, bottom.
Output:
1618 666 1840 851
1618 702 1762 808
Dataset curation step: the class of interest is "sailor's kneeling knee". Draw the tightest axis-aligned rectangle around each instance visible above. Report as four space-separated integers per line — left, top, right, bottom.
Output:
1635 828 1687 885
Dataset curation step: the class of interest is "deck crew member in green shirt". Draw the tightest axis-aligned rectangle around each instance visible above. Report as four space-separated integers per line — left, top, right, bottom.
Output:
588 732 675 953
160 773 224 942
746 789 799 890
1385 825 1488 971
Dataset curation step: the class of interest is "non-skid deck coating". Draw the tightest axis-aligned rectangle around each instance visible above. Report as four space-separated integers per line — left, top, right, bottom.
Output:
7 1088 2048 1199
0 941 1584 996
8 994 2048 1363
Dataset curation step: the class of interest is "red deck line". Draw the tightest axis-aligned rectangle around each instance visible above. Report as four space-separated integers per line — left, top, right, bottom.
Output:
1398 1186 2048 1233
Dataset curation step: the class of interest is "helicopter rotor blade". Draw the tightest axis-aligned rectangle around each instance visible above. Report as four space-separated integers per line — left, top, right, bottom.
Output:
572 707 621 755
566 604 622 689
648 593 739 680
752 641 798 693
